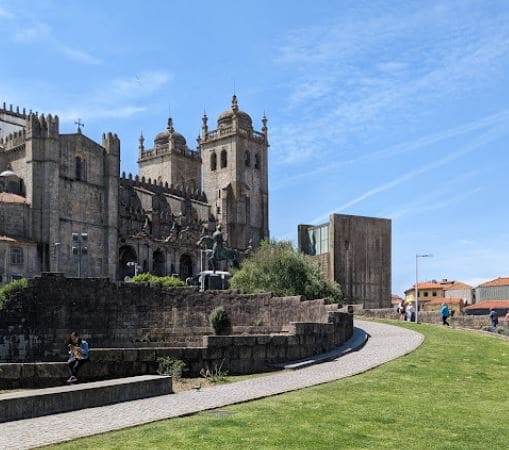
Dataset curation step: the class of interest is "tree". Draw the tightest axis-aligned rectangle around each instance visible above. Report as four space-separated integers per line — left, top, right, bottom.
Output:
230 240 342 303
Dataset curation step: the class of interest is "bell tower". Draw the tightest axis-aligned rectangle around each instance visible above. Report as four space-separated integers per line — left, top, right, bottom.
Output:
200 96 269 250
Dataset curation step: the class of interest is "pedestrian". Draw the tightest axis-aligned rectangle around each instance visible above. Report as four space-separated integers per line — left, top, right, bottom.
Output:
504 310 509 326
397 301 406 321
489 308 499 331
440 303 450 326
67 331 89 384
407 302 416 322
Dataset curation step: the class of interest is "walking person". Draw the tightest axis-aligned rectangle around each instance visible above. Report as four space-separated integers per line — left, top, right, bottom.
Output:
397 301 406 321
407 302 416 322
440 303 450 326
67 331 89 384
489 308 499 331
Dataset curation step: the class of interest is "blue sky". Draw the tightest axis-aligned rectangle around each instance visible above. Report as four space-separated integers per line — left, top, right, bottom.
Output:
1 0 508 294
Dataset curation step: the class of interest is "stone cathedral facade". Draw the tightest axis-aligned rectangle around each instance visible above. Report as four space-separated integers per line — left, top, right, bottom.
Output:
0 96 269 283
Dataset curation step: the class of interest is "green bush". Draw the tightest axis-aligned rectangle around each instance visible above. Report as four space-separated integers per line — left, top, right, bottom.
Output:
128 273 185 288
209 306 231 335
157 356 187 378
0 278 28 309
230 240 342 303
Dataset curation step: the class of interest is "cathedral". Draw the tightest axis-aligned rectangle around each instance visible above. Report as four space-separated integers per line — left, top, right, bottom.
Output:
0 96 269 283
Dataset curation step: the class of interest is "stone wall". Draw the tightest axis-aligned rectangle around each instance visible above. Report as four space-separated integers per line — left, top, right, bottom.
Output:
356 308 494 328
0 310 352 388
0 274 341 363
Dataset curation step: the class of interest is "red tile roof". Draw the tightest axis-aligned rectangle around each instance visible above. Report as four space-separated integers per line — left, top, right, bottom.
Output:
444 281 472 290
0 192 26 204
464 300 509 310
427 297 463 305
477 277 509 288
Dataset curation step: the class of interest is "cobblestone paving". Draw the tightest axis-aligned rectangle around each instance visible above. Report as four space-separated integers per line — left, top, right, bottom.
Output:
0 320 423 449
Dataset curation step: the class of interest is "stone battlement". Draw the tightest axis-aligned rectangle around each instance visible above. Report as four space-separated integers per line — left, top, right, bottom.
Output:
120 171 207 202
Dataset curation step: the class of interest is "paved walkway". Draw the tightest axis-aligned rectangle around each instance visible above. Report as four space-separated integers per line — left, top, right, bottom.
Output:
0 320 423 449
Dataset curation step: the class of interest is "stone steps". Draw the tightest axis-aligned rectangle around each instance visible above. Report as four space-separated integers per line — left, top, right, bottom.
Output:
0 375 172 423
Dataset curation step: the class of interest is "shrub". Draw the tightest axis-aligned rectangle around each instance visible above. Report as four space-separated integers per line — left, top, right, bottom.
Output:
157 356 187 378
129 274 185 288
209 306 231 335
0 278 28 309
230 240 343 303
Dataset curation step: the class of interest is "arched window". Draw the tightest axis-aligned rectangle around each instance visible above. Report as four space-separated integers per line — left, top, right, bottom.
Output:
220 150 227 168
245 150 251 167
254 153 260 170
75 157 87 181
75 156 82 179
210 152 217 171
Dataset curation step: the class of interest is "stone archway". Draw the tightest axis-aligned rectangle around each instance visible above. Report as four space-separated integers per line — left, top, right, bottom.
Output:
153 249 166 277
119 245 137 280
179 253 193 281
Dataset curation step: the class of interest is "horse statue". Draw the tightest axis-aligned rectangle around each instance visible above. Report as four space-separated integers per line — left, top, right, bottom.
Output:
196 225 240 271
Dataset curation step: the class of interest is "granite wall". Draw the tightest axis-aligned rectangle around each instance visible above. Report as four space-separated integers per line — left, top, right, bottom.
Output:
0 274 342 363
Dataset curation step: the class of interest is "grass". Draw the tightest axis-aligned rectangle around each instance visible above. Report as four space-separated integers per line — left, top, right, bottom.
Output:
50 322 508 449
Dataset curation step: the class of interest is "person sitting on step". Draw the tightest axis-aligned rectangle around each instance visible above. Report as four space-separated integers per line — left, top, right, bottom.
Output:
67 331 89 384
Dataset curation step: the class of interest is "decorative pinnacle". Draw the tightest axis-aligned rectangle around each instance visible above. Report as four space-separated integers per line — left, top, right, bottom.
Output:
167 117 175 133
231 94 239 113
139 131 145 149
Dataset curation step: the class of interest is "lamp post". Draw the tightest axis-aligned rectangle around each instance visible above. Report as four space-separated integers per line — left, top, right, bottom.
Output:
53 242 61 273
127 261 140 277
415 253 433 323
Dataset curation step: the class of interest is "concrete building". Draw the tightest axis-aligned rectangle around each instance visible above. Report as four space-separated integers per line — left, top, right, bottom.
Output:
298 213 391 309
475 277 509 302
0 97 269 283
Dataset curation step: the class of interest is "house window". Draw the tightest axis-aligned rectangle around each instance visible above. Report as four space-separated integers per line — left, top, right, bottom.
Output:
255 153 260 169
245 150 251 167
424 292 429 297
432 291 437 296
220 150 227 168
210 152 217 171
10 247 23 265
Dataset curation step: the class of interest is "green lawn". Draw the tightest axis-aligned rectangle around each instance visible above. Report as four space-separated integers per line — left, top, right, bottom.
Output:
51 322 509 449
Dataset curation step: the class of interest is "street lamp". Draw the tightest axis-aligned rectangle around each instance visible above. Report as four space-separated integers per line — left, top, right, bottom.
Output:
127 261 141 277
53 242 61 273
415 253 433 323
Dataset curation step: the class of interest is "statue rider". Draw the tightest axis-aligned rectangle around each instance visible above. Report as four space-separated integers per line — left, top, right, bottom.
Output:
211 224 224 264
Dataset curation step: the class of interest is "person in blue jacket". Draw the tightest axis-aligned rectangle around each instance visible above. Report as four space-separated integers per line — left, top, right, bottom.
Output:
439 303 450 326
67 331 89 384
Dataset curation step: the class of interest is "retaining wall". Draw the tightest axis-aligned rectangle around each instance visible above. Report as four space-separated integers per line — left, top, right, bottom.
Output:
0 311 352 389
0 273 337 362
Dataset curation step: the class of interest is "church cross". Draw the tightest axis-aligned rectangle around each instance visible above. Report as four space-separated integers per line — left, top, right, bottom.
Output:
74 119 84 134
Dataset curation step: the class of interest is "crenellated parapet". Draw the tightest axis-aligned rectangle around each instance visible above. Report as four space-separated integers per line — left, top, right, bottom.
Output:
0 102 30 119
26 113 59 139
102 132 120 155
120 171 207 203
0 129 26 151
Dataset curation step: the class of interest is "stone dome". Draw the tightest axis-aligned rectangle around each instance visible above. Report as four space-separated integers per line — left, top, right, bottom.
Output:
218 95 253 129
154 117 187 147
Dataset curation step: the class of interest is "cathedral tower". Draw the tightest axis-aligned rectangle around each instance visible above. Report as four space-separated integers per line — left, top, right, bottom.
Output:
201 95 269 250
138 117 201 192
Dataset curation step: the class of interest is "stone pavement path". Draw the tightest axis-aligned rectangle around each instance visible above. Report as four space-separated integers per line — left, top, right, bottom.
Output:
0 320 423 449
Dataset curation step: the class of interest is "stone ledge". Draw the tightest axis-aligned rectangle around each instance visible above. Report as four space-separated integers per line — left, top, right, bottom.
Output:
0 375 172 423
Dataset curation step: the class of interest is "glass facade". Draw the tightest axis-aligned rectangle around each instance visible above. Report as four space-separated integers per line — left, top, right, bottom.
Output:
305 224 329 255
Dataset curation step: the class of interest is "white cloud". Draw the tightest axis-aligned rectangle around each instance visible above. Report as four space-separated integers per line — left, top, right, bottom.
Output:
272 5 509 167
59 45 101 65
0 5 13 18
14 22 51 42
55 70 173 123
309 124 509 224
